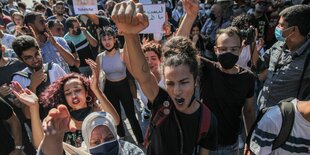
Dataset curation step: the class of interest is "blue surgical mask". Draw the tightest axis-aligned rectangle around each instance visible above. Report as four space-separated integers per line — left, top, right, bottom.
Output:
275 26 285 42
275 26 294 42
89 139 119 155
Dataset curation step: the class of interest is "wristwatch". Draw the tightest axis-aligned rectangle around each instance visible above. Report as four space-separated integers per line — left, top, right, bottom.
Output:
15 145 24 150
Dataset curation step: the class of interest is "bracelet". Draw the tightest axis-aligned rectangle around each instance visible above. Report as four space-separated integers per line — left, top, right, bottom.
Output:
15 145 24 150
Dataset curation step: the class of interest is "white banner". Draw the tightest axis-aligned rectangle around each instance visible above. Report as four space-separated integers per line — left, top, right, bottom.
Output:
73 0 98 14
140 4 166 34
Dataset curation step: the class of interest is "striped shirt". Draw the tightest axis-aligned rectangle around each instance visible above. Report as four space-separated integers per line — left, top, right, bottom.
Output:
250 99 310 155
64 31 96 67
258 40 310 109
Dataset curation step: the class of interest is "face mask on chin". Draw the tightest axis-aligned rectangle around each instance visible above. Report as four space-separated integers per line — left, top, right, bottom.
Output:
106 44 115 52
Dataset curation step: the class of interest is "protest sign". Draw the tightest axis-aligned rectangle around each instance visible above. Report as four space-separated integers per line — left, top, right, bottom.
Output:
73 0 98 14
141 4 166 34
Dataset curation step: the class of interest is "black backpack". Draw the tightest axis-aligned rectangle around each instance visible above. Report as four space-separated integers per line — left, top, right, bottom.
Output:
12 62 53 120
246 97 295 152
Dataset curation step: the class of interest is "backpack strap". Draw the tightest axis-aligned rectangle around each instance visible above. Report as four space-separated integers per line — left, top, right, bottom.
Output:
11 70 32 80
196 102 211 144
246 104 270 148
272 98 295 150
246 98 295 152
144 100 173 148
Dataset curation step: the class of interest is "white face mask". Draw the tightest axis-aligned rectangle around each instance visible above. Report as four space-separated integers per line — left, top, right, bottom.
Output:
153 33 163 42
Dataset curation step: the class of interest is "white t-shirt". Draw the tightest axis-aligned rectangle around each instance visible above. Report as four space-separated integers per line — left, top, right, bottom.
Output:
12 63 66 89
250 99 310 155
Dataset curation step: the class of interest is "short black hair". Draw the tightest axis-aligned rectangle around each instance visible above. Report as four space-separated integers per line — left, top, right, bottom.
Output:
34 3 46 12
12 36 40 58
231 14 258 29
17 2 27 10
55 1 65 6
279 5 310 37
24 12 41 26
65 17 78 29
216 26 242 46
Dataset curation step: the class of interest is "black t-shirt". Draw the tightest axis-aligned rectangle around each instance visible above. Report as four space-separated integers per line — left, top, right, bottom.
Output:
147 88 217 155
0 97 14 155
0 58 26 86
199 60 255 146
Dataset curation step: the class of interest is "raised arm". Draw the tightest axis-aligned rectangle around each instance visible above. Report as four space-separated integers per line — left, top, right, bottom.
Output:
43 26 78 67
176 0 199 37
81 28 98 47
85 59 120 125
39 105 76 155
121 42 133 76
112 1 159 102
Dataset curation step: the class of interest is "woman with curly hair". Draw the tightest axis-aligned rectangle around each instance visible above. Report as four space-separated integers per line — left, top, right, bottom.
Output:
13 59 120 148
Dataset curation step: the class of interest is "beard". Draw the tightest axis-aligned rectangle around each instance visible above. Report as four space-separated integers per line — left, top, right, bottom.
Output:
28 61 43 72
56 12 64 16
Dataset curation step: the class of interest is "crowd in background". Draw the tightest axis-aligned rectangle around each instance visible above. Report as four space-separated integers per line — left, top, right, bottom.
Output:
0 0 309 154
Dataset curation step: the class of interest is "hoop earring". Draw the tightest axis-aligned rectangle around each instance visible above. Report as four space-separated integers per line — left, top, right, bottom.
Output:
86 95 92 103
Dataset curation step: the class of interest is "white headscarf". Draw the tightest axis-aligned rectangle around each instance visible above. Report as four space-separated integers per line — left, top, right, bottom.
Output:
81 112 118 150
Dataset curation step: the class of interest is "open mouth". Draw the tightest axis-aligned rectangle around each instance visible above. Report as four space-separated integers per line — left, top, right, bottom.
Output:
72 98 80 105
175 98 185 105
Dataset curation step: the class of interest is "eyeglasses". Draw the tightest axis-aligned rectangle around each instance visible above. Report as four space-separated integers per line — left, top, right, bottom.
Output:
215 46 241 54
22 51 42 62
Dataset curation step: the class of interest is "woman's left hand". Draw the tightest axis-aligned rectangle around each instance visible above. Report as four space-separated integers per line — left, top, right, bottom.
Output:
86 59 100 92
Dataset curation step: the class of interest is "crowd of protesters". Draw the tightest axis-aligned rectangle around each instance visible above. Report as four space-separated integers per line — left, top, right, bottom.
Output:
0 0 309 154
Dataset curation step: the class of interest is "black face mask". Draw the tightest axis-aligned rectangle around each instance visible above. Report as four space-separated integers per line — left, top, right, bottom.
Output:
70 107 91 121
218 52 239 69
74 28 82 35
209 13 216 21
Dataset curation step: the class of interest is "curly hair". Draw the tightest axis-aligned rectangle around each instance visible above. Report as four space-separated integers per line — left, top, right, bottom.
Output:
40 73 97 110
142 42 162 59
161 36 199 80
